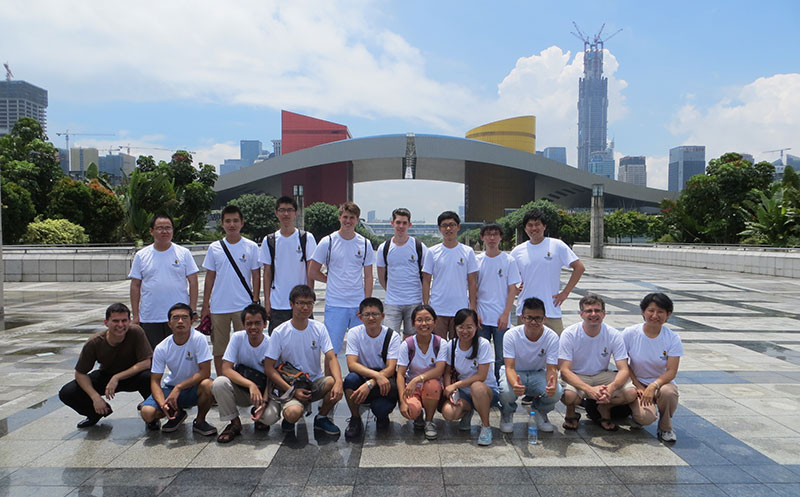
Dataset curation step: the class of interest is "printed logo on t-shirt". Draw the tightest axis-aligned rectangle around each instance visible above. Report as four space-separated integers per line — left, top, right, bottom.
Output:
430 357 435 365
311 340 317 349
355 249 362 258
600 347 609 358
472 359 477 367
538 348 546 357
660 350 668 361
457 257 464 266
411 254 416 261
498 268 503 277
186 350 193 360
173 258 180 266
240 253 247 262
296 245 302 253
544 252 552 261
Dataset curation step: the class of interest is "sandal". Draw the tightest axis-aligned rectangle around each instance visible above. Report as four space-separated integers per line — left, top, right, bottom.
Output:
216 422 242 443
562 412 581 430
254 421 270 432
599 418 618 432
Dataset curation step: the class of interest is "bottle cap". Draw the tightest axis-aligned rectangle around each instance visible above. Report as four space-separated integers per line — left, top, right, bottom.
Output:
530 411 536 415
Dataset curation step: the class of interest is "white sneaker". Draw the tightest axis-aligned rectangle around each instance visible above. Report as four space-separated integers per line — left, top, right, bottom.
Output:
477 426 493 446
424 421 438 440
535 412 554 433
658 430 677 442
458 409 473 431
500 412 514 433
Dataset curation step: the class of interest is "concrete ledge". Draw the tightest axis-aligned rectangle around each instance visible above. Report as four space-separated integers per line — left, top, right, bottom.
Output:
574 243 800 278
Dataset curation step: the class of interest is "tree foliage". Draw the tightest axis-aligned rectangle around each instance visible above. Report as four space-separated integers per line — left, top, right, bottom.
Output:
47 177 125 242
303 202 340 240
22 218 89 244
227 194 278 242
1 181 36 243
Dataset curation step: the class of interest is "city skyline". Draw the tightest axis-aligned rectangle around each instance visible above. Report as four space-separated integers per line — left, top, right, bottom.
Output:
1 1 798 221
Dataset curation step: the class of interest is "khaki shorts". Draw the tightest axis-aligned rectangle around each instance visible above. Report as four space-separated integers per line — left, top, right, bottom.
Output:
563 371 633 399
434 316 456 340
211 312 243 355
282 376 331 412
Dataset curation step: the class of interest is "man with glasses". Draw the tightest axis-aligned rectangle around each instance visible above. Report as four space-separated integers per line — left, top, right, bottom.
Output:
139 303 216 436
422 211 478 339
342 297 402 439
558 295 636 431
129 213 199 349
260 196 317 334
498 297 562 434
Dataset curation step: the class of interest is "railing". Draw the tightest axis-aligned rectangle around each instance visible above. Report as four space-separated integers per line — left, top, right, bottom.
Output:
600 242 800 253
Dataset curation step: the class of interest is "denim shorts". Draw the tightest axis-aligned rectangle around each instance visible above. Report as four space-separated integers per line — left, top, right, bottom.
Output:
141 384 200 412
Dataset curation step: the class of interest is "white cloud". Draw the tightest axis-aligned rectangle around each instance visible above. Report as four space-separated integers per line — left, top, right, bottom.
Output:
645 155 668 190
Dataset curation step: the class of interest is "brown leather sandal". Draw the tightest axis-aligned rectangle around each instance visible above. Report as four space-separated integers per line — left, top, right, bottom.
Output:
216 422 242 443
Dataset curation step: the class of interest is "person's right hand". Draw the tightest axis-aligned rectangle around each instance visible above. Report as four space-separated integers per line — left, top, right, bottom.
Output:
293 388 311 402
92 396 111 416
249 384 263 407
399 401 411 419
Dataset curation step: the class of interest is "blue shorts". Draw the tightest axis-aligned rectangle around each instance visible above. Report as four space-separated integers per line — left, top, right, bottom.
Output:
141 384 200 412
458 387 500 408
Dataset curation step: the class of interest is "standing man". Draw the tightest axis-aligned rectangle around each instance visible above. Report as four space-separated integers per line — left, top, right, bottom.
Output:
260 196 317 334
559 295 636 432
476 222 521 380
130 213 199 349
376 208 428 336
139 303 217 436
201 204 261 374
422 211 478 339
308 202 375 354
59 303 152 428
511 208 585 335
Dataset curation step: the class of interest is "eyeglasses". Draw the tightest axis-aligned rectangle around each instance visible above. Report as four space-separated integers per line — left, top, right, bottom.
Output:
439 223 459 229
456 324 476 331
414 317 434 324
521 315 545 323
153 226 173 232
276 208 296 213
292 300 315 307
581 308 604 314
360 312 381 318
170 314 191 322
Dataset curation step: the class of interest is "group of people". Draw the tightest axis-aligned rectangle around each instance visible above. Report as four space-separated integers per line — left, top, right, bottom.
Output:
58 199 682 447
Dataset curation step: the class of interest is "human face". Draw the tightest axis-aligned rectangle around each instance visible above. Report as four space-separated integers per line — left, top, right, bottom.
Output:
339 211 358 232
104 312 130 341
290 297 315 320
150 217 174 244
642 302 671 327
438 219 459 242
358 306 384 329
243 312 266 340
413 310 435 337
524 219 546 244
579 304 606 327
168 309 193 335
481 229 502 251
520 308 546 334
221 212 243 237
455 316 478 344
275 203 297 227
391 215 411 237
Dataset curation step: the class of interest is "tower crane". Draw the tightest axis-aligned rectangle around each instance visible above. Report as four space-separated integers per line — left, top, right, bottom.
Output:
55 130 115 172
4 62 13 81
118 144 196 155
571 22 622 47
763 147 792 165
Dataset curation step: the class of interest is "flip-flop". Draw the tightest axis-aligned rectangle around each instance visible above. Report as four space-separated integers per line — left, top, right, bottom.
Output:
599 418 618 431
562 412 581 430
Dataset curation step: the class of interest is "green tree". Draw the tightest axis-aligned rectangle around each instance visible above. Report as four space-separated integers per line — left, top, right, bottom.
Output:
120 168 177 242
23 218 89 244
304 202 340 240
136 155 156 172
228 194 278 241
496 199 561 249
47 177 125 243
85 162 99 179
1 181 36 243
558 210 590 245
198 163 219 188
355 223 383 249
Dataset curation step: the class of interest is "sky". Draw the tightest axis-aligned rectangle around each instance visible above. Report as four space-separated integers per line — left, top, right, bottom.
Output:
2 0 799 222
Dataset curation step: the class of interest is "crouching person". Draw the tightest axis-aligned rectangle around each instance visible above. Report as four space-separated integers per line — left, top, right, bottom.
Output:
139 303 217 436
263 285 344 436
343 297 402 439
212 303 271 443
499 297 562 434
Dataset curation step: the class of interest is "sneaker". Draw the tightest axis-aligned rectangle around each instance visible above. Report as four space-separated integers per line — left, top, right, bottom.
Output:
477 426 493 446
458 409 473 431
344 416 363 439
314 415 341 436
254 421 270 432
500 412 514 433
192 419 218 436
161 409 187 433
77 415 102 429
281 419 295 433
658 430 677 442
520 395 534 406
629 417 642 430
145 419 161 431
413 414 426 430
424 421 438 440
535 412 554 433
375 416 390 431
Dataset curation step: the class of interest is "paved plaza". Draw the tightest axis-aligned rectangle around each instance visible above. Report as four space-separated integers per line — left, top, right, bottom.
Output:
1 258 800 496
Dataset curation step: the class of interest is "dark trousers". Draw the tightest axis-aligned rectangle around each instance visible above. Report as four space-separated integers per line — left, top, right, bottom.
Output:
59 369 151 418
343 372 398 418
141 322 172 350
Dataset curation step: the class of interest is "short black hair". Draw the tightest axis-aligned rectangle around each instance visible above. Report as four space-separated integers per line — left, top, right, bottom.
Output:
639 292 674 314
105 303 130 320
221 204 243 221
522 297 545 313
359 297 384 314
437 211 460 226
167 302 193 320
276 196 298 210
151 213 174 229
480 222 502 237
241 303 268 323
289 284 316 303
579 294 605 311
392 208 412 221
411 304 437 322
522 209 545 228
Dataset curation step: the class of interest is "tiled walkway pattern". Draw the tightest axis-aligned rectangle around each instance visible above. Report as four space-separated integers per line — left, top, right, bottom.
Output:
1 259 800 495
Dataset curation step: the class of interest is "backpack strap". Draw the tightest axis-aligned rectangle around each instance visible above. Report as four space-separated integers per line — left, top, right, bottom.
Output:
415 237 424 280
405 335 416 364
299 230 307 262
266 233 277 289
381 327 396 365
364 237 369 264
432 334 441 357
382 240 391 283
449 337 458 383
325 234 333 267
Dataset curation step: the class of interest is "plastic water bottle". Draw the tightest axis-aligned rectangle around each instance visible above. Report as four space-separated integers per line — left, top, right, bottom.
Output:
528 411 538 445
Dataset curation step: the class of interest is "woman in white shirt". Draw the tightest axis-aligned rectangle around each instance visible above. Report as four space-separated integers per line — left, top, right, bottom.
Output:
623 293 683 443
439 308 499 446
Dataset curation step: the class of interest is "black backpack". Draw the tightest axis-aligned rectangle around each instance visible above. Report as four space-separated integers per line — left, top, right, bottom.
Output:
266 230 308 289
382 237 424 282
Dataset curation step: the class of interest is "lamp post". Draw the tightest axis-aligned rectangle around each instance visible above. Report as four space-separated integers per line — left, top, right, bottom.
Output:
293 185 305 230
591 183 604 258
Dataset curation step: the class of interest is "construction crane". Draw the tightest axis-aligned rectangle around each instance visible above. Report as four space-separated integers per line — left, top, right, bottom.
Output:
55 130 115 173
118 144 196 155
571 21 622 47
3 62 13 81
763 147 792 165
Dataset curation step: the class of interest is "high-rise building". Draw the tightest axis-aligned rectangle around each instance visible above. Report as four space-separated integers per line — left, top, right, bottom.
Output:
271 139 282 157
577 36 609 173
543 147 567 164
98 152 136 184
240 140 262 165
668 146 706 191
772 154 800 181
618 156 647 187
0 79 48 135
367 210 376 223
588 140 614 179
70 147 99 175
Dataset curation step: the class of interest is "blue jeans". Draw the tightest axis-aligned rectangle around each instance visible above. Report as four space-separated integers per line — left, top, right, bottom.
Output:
141 384 200 412
343 372 398 418
478 325 505 381
498 369 563 415
324 305 360 354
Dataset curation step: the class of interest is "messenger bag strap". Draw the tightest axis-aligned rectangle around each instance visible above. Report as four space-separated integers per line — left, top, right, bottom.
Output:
220 239 254 302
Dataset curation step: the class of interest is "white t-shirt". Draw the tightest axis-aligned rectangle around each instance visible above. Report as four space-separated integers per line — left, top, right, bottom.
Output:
222 330 270 371
501 325 559 374
422 243 478 317
437 337 498 393
397 335 442 380
511 238 579 318
266 319 333 381
129 243 200 323
476 252 521 327
259 229 317 310
311 232 375 308
202 238 261 314
345 324 402 370
558 322 627 376
151 329 213 387
623 323 684 385
376 237 429 305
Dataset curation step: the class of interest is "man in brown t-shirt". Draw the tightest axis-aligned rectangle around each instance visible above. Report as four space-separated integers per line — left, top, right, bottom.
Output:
58 303 153 428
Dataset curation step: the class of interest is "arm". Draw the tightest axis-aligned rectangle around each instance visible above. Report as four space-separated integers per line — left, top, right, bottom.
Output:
221 360 262 407
444 362 490 398
553 260 585 307
187 272 199 315
305 261 314 289
104 358 151 399
129 278 142 325
262 265 272 317
307 260 327 284
422 273 432 305
504 358 525 396
467 272 478 310
149 372 168 415
363 265 374 298
545 364 558 397
377 266 387 290
200 270 216 320
498 283 517 330
324 349 344 403
559 359 606 401
251 268 261 303
74 371 111 415
164 361 211 410
396 365 411 417
639 356 680 406
607 359 631 396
